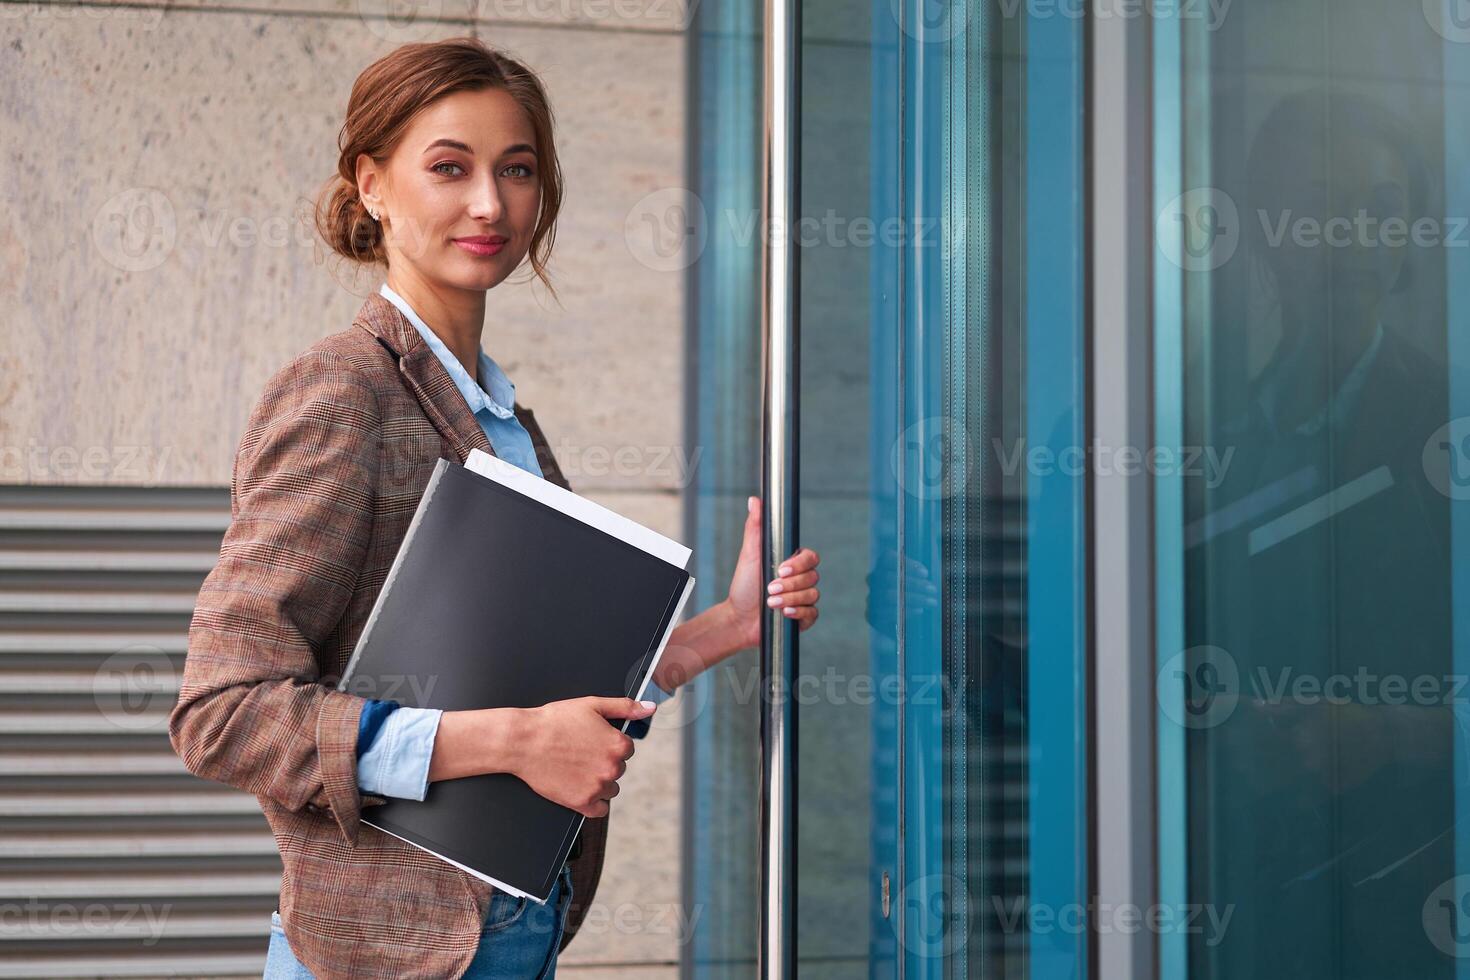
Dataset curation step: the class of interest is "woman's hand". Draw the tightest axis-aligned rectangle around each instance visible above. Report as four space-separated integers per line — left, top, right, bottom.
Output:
725 496 822 649
429 697 656 817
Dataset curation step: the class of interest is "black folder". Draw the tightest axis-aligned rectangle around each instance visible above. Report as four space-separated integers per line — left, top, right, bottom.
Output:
337 449 695 903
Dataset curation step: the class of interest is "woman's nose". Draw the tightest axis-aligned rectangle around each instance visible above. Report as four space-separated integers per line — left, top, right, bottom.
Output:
468 179 504 222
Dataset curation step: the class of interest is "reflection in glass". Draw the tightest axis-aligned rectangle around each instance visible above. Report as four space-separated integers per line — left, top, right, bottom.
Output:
1159 6 1465 977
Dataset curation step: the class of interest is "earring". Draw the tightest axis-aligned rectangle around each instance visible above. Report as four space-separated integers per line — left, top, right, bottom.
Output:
367 207 379 221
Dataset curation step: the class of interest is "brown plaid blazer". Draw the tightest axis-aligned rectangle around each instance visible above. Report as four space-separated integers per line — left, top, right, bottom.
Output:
169 290 616 978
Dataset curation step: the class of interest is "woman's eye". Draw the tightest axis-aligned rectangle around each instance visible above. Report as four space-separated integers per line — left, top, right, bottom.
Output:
504 163 535 179
432 161 465 177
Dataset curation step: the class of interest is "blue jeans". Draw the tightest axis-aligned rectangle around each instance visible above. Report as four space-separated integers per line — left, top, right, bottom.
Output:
264 863 574 979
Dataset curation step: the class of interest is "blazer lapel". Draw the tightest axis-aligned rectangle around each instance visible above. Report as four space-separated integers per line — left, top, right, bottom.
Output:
353 291 495 464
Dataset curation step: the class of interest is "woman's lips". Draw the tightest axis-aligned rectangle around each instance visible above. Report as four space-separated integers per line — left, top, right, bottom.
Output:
453 237 506 257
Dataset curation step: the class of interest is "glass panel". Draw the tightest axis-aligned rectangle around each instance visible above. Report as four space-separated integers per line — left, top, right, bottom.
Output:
927 5 1089 980
856 1 1090 978
688 0 1086 975
1155 3 1470 977
684 0 764 972
794 0 900 975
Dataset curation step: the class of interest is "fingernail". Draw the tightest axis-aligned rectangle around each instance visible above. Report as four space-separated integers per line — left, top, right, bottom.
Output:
748 496 756 513
768 581 783 594
767 596 782 607
639 700 657 710
779 566 792 576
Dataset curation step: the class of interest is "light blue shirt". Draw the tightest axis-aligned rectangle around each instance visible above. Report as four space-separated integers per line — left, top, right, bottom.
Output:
358 283 673 801
381 282 544 476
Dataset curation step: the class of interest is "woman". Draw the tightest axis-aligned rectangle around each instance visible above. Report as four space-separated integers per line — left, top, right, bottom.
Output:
169 36 820 979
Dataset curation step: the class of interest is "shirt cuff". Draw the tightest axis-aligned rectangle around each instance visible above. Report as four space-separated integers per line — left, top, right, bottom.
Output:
356 698 402 756
356 705 444 801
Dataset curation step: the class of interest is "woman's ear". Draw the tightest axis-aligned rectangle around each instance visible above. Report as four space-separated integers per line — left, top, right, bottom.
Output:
356 153 383 214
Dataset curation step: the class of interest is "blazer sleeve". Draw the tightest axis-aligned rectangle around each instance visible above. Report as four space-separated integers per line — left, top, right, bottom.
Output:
169 348 381 846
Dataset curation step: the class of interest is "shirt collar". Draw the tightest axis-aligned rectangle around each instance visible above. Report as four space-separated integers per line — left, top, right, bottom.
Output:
1256 322 1384 437
378 282 516 421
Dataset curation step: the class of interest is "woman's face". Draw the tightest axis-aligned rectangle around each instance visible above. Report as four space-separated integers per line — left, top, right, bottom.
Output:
359 87 542 292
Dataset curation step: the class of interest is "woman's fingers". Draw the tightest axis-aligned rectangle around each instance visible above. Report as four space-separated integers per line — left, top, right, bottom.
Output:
769 548 822 632
777 547 820 577
768 569 818 595
767 586 819 609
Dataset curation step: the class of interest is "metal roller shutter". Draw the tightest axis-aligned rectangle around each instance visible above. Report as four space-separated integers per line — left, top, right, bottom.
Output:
0 485 278 979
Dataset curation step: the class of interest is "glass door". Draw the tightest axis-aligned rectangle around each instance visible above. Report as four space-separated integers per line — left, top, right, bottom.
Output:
795 1 1088 978
684 0 1089 976
1154 3 1470 977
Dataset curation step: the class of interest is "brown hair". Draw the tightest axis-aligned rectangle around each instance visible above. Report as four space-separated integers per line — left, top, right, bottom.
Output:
313 36 563 300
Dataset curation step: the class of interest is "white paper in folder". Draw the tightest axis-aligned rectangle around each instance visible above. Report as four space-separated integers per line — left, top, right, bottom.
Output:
465 447 692 570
